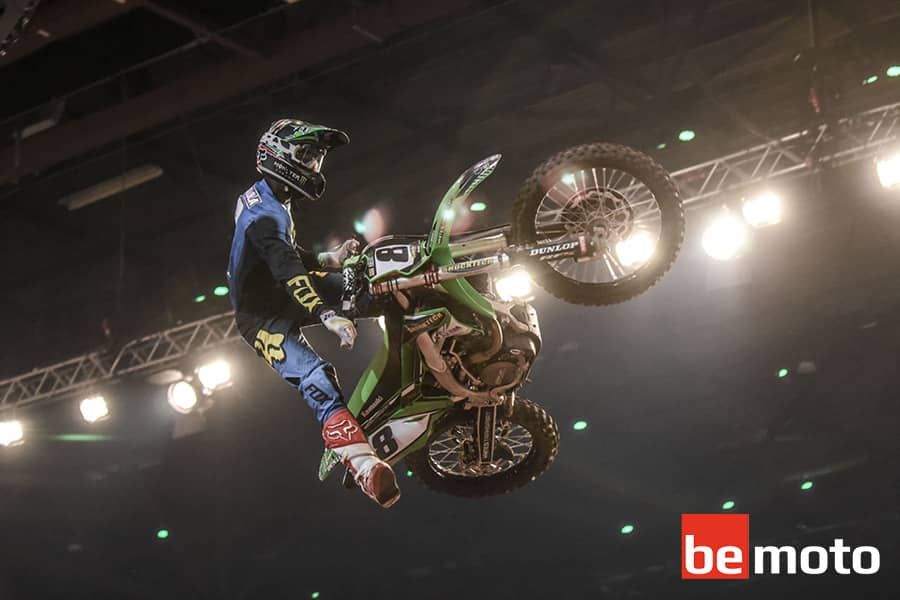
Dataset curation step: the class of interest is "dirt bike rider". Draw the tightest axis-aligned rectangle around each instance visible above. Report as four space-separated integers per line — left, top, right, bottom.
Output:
226 118 401 509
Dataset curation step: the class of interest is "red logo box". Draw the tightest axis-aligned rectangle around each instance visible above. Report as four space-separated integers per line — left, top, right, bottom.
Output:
681 514 750 579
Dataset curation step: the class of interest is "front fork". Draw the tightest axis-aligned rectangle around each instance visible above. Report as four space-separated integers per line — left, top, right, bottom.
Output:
474 405 498 464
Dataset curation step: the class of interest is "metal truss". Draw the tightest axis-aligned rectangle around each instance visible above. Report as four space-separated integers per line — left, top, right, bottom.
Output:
674 100 900 207
0 312 239 407
2 100 899 409
0 0 41 58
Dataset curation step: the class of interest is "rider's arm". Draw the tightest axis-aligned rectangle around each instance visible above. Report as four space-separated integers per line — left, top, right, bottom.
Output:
295 245 324 272
245 216 327 318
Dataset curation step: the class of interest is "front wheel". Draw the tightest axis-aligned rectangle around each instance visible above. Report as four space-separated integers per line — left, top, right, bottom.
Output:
511 143 684 306
405 399 559 498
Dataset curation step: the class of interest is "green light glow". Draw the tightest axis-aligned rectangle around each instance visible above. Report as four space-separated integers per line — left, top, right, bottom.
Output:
156 529 169 540
777 368 789 378
887 65 900 78
212 286 229 297
678 129 696 142
406 470 413 477
311 593 320 600
194 295 206 303
620 524 635 535
657 142 667 149
470 201 487 212
561 173 577 187
722 500 736 511
572 420 588 431
801 480 814 491
443 208 455 220
354 220 365 235
863 75 878 85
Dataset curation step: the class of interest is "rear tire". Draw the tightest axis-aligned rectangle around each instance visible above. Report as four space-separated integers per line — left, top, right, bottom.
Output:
406 399 559 498
511 142 684 306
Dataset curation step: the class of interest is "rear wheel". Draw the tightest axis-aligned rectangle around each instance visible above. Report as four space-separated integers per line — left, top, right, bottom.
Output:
406 399 558 498
512 143 684 306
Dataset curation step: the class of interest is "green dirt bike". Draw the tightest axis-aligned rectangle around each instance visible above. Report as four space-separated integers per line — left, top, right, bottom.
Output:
320 143 684 497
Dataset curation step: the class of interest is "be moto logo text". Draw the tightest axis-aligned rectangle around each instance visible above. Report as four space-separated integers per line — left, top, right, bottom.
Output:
681 514 880 579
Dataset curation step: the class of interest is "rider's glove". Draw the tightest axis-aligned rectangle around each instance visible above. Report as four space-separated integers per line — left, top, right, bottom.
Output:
317 239 360 270
320 309 357 350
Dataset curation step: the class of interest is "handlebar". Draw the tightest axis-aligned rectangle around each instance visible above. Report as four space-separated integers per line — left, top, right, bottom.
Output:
340 254 363 317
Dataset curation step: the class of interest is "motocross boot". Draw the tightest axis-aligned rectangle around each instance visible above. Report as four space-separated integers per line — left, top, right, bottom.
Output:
322 408 401 508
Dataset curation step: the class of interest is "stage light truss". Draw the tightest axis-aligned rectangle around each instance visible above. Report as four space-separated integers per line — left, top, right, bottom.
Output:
0 312 239 407
1 100 899 409
674 100 900 207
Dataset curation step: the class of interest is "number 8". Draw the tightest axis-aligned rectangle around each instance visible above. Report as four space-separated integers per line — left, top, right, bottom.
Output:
372 426 399 459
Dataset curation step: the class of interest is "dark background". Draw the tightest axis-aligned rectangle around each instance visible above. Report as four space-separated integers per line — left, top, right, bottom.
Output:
0 1 898 598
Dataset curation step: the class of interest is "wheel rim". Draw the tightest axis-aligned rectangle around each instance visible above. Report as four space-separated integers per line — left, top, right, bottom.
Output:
427 422 533 478
534 166 663 284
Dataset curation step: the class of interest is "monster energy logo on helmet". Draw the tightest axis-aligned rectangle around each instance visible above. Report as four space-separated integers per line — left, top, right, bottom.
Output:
257 118 349 201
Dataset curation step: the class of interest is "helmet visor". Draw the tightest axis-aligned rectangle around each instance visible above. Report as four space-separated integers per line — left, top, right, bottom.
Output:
292 145 326 173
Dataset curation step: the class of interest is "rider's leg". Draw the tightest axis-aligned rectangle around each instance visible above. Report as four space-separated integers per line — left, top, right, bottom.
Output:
321 408 400 508
243 314 400 508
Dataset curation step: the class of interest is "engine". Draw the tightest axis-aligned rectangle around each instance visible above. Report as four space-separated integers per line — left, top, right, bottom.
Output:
442 301 541 401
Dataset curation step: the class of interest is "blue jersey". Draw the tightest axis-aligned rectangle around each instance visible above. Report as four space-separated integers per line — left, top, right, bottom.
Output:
227 179 325 326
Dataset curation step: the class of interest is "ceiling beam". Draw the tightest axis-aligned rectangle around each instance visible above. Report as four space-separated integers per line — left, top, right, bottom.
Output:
0 0 478 188
0 0 134 66
136 0 262 59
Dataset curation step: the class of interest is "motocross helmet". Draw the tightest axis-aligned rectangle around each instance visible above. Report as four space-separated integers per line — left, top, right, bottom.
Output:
256 118 350 201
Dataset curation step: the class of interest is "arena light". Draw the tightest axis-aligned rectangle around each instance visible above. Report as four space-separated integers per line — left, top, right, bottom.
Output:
495 270 532 301
742 191 783 227
196 359 232 393
79 395 109 424
167 381 199 414
470 201 487 212
887 65 900 78
702 211 748 261
875 153 900 189
620 524 635 535
722 500 736 511
678 129 696 142
212 286 229 297
0 420 24 447
615 230 656 267
800 480 814 491
359 207 387 243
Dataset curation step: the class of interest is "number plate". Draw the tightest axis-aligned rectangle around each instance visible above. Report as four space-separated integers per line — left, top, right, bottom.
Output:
368 410 441 462
372 244 418 277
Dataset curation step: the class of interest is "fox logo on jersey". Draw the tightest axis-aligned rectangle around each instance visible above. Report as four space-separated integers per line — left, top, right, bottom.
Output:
286 274 323 312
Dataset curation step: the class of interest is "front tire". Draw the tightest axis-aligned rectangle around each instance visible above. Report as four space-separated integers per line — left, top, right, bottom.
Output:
512 142 684 306
406 399 559 498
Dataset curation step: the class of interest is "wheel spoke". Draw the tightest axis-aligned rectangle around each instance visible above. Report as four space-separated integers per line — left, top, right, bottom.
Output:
428 423 532 477
534 164 662 285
